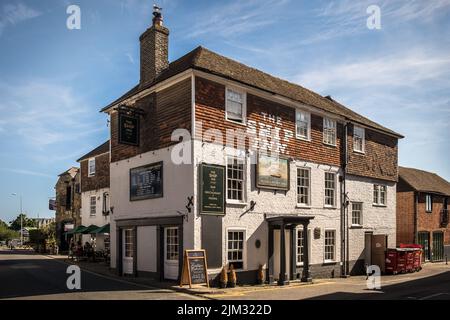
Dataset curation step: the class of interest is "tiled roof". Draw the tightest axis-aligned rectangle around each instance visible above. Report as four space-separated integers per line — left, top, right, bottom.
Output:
399 166 450 196
101 46 403 138
77 141 110 162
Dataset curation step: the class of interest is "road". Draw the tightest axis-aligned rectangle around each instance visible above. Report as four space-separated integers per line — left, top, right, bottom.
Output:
1 249 449 300
0 249 199 300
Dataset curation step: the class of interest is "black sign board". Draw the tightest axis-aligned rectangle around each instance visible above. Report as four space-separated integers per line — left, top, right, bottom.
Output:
130 162 163 201
199 164 225 216
180 250 209 288
119 113 140 146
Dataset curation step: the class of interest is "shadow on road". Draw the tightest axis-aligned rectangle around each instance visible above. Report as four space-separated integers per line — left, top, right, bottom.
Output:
0 250 167 299
306 271 450 300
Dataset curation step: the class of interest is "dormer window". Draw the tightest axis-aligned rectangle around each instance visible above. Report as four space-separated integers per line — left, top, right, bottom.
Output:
353 126 365 153
226 87 246 124
88 158 96 177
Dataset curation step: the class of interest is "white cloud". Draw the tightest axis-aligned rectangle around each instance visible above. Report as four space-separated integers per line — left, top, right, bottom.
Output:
294 50 450 92
303 0 450 44
0 3 41 35
186 0 290 39
0 80 104 150
0 168 53 178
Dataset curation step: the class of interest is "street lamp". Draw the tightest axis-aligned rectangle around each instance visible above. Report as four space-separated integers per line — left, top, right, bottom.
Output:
11 193 23 246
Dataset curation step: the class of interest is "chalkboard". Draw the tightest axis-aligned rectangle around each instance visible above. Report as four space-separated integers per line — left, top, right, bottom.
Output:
119 113 140 146
180 250 209 288
189 259 207 284
130 162 163 201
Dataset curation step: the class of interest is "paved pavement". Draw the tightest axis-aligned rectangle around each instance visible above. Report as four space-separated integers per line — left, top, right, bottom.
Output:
0 249 199 300
200 263 450 300
1 248 449 300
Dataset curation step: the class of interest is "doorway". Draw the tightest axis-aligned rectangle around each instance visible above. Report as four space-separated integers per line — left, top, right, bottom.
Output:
418 232 430 261
364 232 373 267
432 231 444 262
122 228 134 275
164 227 179 280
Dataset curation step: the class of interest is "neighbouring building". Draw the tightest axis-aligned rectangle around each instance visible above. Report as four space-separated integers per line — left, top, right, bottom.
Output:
101 9 403 284
397 167 450 262
77 141 111 251
55 167 81 251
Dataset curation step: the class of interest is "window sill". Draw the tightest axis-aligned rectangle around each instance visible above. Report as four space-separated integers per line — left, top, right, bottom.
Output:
88 174 95 178
353 150 365 155
323 142 337 148
350 224 363 229
295 136 311 142
323 205 337 209
225 118 247 127
226 201 247 207
372 204 387 208
323 260 337 265
296 204 311 209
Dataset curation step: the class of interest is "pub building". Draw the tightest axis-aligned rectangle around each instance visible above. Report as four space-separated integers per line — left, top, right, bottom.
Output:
101 8 403 284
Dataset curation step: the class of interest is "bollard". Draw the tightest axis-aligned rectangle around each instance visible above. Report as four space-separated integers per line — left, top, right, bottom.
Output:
446 254 448 265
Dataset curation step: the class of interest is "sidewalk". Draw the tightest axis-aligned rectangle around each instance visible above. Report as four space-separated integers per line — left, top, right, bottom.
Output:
44 253 324 298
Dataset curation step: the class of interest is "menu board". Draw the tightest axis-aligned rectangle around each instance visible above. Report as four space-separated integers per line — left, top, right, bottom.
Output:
180 250 209 288
119 113 140 146
130 162 163 201
199 164 225 215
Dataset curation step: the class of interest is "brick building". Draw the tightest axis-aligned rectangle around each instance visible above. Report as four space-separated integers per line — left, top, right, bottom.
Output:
77 141 111 251
54 167 81 251
397 167 450 262
101 9 403 284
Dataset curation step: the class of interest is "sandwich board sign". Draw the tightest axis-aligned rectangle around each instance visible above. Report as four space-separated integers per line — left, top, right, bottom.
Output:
180 250 209 288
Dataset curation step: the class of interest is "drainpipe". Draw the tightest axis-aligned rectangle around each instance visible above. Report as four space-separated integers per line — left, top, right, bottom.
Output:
340 122 349 277
414 192 418 244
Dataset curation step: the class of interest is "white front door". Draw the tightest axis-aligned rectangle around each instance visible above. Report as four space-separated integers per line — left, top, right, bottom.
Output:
164 227 179 280
122 229 134 275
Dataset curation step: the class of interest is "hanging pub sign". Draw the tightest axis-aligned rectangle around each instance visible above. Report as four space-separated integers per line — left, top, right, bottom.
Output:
119 113 140 146
256 153 290 191
130 162 163 201
199 163 225 216
180 250 209 288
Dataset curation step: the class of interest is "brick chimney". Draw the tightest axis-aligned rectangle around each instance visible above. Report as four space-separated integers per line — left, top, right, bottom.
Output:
139 5 169 87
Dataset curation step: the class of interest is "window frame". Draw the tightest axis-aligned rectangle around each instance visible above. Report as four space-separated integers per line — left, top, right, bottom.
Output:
324 172 337 208
226 228 246 270
89 195 96 216
353 126 365 153
323 118 337 146
225 86 247 125
295 110 311 141
124 229 134 258
373 184 387 206
88 158 96 177
324 229 336 263
295 226 311 266
226 156 246 204
296 167 311 207
351 202 363 226
425 194 432 213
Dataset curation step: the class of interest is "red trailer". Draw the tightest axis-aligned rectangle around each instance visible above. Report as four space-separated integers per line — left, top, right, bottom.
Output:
405 250 415 272
385 249 407 274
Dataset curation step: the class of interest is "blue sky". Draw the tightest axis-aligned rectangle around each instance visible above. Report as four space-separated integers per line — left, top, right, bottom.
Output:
0 0 449 222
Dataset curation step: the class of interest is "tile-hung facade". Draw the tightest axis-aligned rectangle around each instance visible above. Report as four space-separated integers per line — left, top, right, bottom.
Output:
77 141 111 251
397 167 450 262
101 10 403 284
